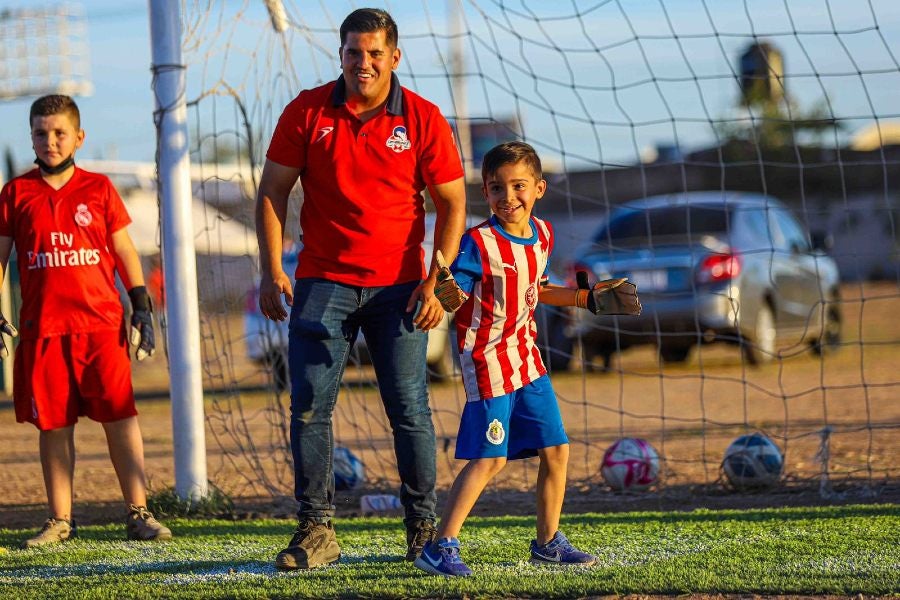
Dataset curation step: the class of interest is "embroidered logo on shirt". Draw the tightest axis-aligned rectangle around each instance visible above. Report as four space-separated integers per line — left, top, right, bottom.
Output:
385 126 411 153
501 262 518 273
486 418 505 445
315 127 334 143
526 283 538 308
74 204 93 226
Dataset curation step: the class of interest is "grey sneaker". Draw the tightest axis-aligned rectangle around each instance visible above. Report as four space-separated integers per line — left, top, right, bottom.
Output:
275 519 341 570
20 518 77 549
405 518 437 561
125 504 172 541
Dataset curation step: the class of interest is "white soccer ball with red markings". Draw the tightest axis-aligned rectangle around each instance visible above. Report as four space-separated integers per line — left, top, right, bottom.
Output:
601 438 660 491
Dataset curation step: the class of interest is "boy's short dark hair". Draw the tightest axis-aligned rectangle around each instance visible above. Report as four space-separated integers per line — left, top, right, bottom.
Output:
482 141 543 182
340 8 398 48
29 94 81 130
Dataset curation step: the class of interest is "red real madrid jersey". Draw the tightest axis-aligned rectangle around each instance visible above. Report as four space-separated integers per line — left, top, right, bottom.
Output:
0 168 131 339
266 73 464 286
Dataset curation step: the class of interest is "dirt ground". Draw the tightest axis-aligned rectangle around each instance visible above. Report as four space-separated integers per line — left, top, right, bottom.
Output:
1 282 898 529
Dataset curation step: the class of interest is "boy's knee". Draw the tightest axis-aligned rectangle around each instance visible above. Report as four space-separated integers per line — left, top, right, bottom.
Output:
540 443 569 465
472 456 507 476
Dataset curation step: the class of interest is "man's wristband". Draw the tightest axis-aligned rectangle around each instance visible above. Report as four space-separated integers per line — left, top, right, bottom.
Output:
128 286 152 311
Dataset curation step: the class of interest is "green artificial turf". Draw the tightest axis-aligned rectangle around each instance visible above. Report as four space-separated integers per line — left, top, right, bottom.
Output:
1 504 898 599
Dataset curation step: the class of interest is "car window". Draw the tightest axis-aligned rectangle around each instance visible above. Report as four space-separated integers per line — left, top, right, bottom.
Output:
768 208 809 253
593 205 731 246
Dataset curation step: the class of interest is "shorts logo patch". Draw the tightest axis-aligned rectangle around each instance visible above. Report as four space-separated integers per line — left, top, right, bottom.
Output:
486 418 505 445
74 203 93 226
385 126 411 153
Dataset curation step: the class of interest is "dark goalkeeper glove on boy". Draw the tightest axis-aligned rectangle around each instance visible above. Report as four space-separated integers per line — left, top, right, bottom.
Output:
0 310 18 359
128 286 155 361
574 271 642 316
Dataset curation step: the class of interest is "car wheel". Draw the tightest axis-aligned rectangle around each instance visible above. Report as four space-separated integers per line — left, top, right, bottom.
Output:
659 344 692 364
811 291 842 355
266 351 289 391
742 302 776 365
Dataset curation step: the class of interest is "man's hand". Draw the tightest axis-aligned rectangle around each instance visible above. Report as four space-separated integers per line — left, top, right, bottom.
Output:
574 271 642 316
128 286 155 361
0 311 18 360
259 270 294 321
408 276 445 331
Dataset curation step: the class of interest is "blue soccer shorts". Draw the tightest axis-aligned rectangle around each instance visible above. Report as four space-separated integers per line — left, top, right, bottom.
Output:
455 375 568 461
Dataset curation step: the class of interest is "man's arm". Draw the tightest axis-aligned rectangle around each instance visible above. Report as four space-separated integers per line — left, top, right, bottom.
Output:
408 176 467 331
255 159 301 322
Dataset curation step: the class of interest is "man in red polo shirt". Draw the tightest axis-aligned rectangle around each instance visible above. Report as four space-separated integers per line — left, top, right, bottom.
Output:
256 8 466 570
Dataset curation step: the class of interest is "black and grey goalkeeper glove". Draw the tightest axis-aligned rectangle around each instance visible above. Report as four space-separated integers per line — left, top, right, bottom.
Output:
128 286 155 361
0 310 18 359
575 271 642 316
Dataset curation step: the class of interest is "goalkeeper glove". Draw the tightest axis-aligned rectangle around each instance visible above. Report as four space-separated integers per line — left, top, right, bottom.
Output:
433 249 469 312
574 270 642 316
128 286 156 361
0 310 18 360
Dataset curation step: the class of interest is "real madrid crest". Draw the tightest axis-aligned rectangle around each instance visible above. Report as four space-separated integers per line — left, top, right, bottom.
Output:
74 203 93 226
486 418 505 445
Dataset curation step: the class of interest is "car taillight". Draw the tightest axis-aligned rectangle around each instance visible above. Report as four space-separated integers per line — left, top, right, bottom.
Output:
566 262 592 288
697 252 741 283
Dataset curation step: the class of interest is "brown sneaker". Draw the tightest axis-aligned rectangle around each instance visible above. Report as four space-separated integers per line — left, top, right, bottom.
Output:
275 519 341 570
125 504 172 541
405 518 437 561
20 518 77 549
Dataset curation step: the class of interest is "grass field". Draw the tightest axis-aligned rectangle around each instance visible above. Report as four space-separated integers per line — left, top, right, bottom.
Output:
2 504 898 598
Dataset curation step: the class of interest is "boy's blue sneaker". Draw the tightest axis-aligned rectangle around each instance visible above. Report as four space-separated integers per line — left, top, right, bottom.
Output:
414 537 473 577
530 531 597 566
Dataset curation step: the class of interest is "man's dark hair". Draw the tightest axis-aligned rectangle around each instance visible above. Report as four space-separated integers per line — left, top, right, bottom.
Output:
482 141 543 182
340 8 398 48
29 94 81 130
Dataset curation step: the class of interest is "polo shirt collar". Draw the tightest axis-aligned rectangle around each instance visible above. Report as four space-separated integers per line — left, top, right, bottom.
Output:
331 72 404 116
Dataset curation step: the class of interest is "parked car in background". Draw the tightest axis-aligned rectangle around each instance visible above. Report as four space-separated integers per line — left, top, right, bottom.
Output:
558 191 841 368
245 213 479 389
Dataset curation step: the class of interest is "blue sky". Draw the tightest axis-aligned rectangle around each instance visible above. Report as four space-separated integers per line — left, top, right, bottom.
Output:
1 0 899 175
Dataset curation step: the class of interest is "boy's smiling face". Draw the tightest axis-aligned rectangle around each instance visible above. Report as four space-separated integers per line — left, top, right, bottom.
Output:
31 112 84 169
482 160 547 237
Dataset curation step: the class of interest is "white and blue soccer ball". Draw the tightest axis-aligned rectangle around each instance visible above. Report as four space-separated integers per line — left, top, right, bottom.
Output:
601 437 660 491
333 446 366 491
722 432 783 489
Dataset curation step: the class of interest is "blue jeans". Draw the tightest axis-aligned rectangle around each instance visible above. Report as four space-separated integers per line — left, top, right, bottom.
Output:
287 278 437 524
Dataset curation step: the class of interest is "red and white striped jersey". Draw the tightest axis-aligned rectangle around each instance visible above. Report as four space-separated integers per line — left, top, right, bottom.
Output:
453 215 553 401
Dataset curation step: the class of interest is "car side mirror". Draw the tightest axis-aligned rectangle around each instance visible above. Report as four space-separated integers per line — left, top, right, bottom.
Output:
810 231 833 252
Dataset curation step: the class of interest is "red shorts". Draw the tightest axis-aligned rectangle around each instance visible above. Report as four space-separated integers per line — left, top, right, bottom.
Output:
13 329 136 431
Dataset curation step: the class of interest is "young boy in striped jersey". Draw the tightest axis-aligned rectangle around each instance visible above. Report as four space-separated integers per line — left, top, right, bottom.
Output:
415 141 639 577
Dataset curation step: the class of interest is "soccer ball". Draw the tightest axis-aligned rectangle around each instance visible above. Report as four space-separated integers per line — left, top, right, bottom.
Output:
333 446 365 491
721 432 783 489
601 438 660 491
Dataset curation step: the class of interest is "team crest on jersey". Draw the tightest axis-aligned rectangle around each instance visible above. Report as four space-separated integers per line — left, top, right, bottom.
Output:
74 204 93 226
525 283 538 308
486 418 505 445
385 126 411 153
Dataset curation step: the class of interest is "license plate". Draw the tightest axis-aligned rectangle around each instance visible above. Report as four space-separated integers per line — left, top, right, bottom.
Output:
630 269 668 291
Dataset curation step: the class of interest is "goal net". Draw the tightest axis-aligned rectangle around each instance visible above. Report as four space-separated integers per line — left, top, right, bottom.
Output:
175 0 899 504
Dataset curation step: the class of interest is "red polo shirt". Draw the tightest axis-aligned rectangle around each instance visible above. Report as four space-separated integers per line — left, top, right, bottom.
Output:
266 73 464 286
0 168 131 339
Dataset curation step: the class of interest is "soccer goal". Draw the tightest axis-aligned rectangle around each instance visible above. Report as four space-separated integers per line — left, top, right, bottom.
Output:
172 0 899 504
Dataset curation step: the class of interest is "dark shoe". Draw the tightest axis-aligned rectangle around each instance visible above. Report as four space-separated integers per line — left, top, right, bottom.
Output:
21 518 77 549
126 504 172 541
275 519 341 570
405 518 437 561
530 530 597 566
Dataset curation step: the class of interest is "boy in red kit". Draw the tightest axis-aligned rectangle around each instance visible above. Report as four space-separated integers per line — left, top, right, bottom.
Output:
0 95 171 548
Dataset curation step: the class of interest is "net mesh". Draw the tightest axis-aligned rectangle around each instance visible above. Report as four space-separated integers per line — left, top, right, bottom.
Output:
169 0 899 503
